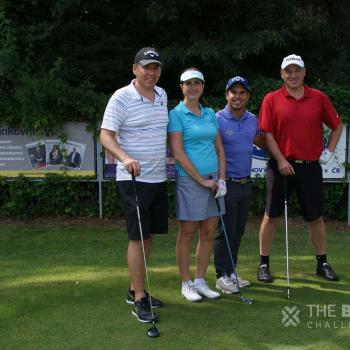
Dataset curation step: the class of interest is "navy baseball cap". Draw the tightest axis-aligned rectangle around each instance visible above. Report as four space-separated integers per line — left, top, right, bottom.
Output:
226 76 250 92
134 47 162 66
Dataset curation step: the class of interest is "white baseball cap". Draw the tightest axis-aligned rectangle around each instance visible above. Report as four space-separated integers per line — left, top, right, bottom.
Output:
281 54 305 70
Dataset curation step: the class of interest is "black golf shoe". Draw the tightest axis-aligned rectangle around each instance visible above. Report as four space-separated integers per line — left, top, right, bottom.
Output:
316 263 339 281
126 288 164 308
132 297 158 323
257 264 273 283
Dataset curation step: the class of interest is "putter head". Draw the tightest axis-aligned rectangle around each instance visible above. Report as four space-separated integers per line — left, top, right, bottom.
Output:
285 287 291 299
147 325 159 338
240 296 254 304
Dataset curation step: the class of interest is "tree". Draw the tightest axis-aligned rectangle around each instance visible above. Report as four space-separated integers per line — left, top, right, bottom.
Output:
1 0 349 133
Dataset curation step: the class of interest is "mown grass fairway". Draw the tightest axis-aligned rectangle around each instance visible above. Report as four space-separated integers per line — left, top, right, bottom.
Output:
0 219 349 349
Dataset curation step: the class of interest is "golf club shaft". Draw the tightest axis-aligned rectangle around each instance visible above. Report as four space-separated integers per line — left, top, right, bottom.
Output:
214 198 243 295
283 176 290 298
131 174 156 322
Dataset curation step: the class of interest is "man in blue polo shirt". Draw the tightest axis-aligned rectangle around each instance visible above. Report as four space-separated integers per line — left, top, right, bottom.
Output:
214 76 265 294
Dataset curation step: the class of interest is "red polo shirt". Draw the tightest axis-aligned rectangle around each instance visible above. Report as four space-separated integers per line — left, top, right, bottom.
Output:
259 84 341 160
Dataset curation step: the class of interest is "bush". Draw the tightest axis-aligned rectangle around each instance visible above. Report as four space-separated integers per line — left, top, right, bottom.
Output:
0 176 347 221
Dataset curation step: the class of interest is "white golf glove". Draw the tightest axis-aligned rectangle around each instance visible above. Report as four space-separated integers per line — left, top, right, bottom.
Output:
319 148 333 165
215 179 227 198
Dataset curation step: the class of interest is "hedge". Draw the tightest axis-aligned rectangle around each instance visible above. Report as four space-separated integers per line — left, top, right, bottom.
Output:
0 175 347 221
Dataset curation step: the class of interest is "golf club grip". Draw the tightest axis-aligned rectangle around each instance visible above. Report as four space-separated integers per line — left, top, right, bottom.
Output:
283 176 288 201
131 173 139 205
208 175 221 212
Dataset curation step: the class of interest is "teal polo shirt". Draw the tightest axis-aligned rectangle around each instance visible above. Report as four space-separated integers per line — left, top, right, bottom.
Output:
168 101 219 176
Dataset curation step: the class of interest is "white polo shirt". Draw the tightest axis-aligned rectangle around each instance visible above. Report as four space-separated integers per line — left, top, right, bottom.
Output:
101 80 168 182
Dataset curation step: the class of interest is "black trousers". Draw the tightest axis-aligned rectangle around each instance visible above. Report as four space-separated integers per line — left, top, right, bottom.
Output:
214 181 252 277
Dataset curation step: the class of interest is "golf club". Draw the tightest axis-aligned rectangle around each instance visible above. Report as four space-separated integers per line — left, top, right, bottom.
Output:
214 197 254 305
131 174 159 338
283 176 291 299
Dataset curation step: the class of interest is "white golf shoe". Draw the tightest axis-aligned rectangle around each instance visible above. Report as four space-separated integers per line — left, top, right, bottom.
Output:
181 280 202 302
194 278 220 299
231 273 251 288
216 274 239 294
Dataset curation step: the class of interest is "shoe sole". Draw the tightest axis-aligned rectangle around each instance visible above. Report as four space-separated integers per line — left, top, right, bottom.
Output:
131 310 157 323
230 279 251 288
257 278 273 283
197 292 220 299
181 293 202 302
216 287 239 294
216 285 239 294
126 299 161 308
237 282 251 288
316 272 339 281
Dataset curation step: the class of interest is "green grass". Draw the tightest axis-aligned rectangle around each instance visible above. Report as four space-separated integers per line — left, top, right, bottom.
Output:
0 218 350 350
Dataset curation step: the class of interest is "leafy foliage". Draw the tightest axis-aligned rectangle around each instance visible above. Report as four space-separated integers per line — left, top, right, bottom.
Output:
0 177 347 220
0 1 348 220
1 0 350 132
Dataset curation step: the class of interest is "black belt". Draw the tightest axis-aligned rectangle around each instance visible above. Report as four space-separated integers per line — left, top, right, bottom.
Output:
287 159 317 164
226 176 251 184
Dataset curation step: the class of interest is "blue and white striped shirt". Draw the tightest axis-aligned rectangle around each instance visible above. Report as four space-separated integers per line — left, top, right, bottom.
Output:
101 80 168 182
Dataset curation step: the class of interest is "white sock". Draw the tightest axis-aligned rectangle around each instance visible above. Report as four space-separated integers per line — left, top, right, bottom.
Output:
194 278 205 285
182 279 193 287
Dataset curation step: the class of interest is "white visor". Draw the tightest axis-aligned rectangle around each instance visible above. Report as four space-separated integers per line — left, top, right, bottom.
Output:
180 70 205 82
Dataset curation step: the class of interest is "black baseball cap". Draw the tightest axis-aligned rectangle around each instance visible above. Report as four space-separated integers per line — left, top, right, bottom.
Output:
134 47 162 66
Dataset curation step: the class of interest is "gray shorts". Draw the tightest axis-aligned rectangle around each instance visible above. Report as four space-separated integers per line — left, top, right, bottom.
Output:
175 173 225 221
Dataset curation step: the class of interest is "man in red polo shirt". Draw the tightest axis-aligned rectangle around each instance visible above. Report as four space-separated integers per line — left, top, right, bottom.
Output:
257 54 343 283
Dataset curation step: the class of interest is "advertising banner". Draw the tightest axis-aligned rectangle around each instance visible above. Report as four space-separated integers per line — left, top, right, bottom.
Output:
0 122 95 177
103 125 347 182
103 146 175 179
251 125 347 181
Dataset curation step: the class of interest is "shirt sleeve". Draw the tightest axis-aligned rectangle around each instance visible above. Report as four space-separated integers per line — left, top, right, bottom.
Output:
255 118 260 136
168 109 183 133
162 88 168 107
101 94 128 132
208 108 219 129
320 92 341 130
258 94 274 133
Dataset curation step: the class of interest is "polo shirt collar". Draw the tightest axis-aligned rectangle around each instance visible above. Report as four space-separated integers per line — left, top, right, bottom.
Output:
223 106 248 120
179 101 204 116
282 84 310 99
130 79 163 101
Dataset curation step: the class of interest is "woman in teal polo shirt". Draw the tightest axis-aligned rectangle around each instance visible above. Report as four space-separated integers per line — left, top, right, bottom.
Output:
168 68 226 302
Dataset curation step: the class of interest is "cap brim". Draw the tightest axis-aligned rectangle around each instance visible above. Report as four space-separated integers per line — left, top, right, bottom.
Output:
138 59 162 66
226 82 250 92
180 70 205 82
281 62 304 69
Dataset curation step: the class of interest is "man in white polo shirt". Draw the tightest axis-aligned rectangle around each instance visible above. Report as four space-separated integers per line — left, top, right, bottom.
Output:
100 47 168 323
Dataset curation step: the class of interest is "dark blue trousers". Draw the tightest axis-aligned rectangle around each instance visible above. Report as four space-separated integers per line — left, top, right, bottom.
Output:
214 182 252 277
